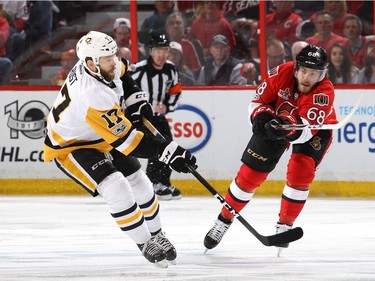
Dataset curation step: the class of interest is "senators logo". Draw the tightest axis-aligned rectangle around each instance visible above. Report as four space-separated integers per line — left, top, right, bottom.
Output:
313 94 329 106
310 136 322 150
276 101 298 115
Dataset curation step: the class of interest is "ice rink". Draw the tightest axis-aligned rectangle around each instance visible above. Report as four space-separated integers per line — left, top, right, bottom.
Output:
1 195 374 281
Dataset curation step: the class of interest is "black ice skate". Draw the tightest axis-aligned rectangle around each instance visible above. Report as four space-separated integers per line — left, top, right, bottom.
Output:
153 231 177 262
138 238 167 268
204 214 233 252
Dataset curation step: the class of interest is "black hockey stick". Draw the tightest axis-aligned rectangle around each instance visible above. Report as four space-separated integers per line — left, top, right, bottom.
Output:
142 117 303 246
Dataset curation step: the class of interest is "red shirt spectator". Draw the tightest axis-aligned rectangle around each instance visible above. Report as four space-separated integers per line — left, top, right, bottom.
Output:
305 11 347 55
190 1 236 60
0 15 10 56
265 1 302 46
165 12 201 73
343 14 369 69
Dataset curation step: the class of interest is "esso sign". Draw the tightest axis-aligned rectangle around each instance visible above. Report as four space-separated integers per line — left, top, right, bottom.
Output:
167 105 211 152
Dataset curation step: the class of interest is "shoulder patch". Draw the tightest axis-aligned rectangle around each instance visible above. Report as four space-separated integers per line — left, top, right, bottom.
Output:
268 66 279 77
313 93 329 106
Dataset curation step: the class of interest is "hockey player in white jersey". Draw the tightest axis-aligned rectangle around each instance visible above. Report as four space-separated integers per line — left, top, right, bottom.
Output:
43 31 197 267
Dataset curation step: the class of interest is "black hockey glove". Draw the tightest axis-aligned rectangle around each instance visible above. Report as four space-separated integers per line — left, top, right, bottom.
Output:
251 105 276 140
125 91 154 128
264 114 301 140
158 141 197 173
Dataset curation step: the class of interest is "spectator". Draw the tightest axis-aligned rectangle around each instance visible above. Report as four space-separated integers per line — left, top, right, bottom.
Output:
169 41 196 85
119 47 132 62
49 49 77 86
165 12 202 76
343 14 369 69
265 1 302 47
230 17 258 60
328 43 359 84
113 17 145 63
139 0 174 44
0 12 9 57
0 56 12 84
305 10 348 55
24 0 53 51
357 40 375 84
267 38 287 70
291 40 309 62
190 1 236 61
323 0 350 37
129 33 183 200
197 34 246 85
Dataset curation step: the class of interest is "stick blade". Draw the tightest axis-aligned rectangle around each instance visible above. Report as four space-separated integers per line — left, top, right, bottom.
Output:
263 227 304 246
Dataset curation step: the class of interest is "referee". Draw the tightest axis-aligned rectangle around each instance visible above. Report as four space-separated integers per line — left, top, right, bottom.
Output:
130 32 183 200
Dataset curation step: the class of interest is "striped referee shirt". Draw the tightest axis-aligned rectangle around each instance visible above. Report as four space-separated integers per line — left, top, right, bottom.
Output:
129 57 182 114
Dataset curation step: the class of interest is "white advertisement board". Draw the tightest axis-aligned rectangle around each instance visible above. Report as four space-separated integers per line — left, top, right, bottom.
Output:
0 89 374 181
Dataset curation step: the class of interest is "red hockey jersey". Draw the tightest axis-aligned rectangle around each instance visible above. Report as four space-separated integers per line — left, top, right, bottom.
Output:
249 61 338 144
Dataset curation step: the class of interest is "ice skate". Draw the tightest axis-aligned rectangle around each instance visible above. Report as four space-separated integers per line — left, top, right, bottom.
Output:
138 238 168 268
153 231 177 263
204 214 233 252
275 222 292 257
153 183 172 201
167 185 182 200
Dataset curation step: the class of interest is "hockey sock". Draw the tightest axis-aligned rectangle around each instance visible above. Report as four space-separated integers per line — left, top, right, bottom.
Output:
278 185 309 225
221 164 268 219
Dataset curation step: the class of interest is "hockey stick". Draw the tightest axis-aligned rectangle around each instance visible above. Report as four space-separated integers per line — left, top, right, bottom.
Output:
142 117 303 247
276 93 364 130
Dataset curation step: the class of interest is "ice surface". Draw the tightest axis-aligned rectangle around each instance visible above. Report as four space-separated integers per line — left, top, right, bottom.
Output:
0 196 374 281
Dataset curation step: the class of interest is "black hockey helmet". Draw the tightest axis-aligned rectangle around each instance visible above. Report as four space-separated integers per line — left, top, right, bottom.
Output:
148 32 170 48
296 45 328 70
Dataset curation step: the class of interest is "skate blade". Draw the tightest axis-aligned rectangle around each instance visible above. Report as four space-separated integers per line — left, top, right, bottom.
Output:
277 247 283 257
204 248 209 254
168 260 176 265
154 260 168 268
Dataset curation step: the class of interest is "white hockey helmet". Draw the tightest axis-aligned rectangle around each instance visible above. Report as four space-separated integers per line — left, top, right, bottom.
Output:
76 31 118 67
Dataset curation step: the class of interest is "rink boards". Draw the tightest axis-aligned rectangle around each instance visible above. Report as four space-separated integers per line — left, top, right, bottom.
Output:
0 87 374 197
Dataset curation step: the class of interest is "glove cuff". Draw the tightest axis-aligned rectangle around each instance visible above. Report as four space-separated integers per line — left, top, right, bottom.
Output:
159 141 179 164
125 91 148 107
251 105 275 122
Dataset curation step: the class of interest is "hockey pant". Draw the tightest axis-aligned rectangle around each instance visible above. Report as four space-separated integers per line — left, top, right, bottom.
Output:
221 130 333 225
146 115 173 186
55 148 161 245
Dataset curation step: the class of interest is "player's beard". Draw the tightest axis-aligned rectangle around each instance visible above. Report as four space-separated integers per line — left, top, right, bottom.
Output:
297 81 313 94
100 67 115 82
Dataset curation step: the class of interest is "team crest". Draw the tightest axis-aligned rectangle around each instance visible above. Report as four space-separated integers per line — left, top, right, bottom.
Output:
310 136 321 150
276 101 297 115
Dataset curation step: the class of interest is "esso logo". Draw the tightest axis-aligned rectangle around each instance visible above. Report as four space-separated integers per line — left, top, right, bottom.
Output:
167 105 211 153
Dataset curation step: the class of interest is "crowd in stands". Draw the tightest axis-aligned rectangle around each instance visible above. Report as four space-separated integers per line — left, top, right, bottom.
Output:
0 0 374 86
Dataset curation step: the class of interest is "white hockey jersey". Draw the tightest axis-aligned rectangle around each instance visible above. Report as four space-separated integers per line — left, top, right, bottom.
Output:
44 59 144 162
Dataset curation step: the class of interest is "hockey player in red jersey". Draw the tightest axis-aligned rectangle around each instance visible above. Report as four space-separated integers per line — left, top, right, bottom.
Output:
204 45 338 255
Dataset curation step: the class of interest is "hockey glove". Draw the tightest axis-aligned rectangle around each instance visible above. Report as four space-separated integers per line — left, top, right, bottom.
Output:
125 91 154 128
264 114 300 140
158 141 197 173
251 105 276 140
